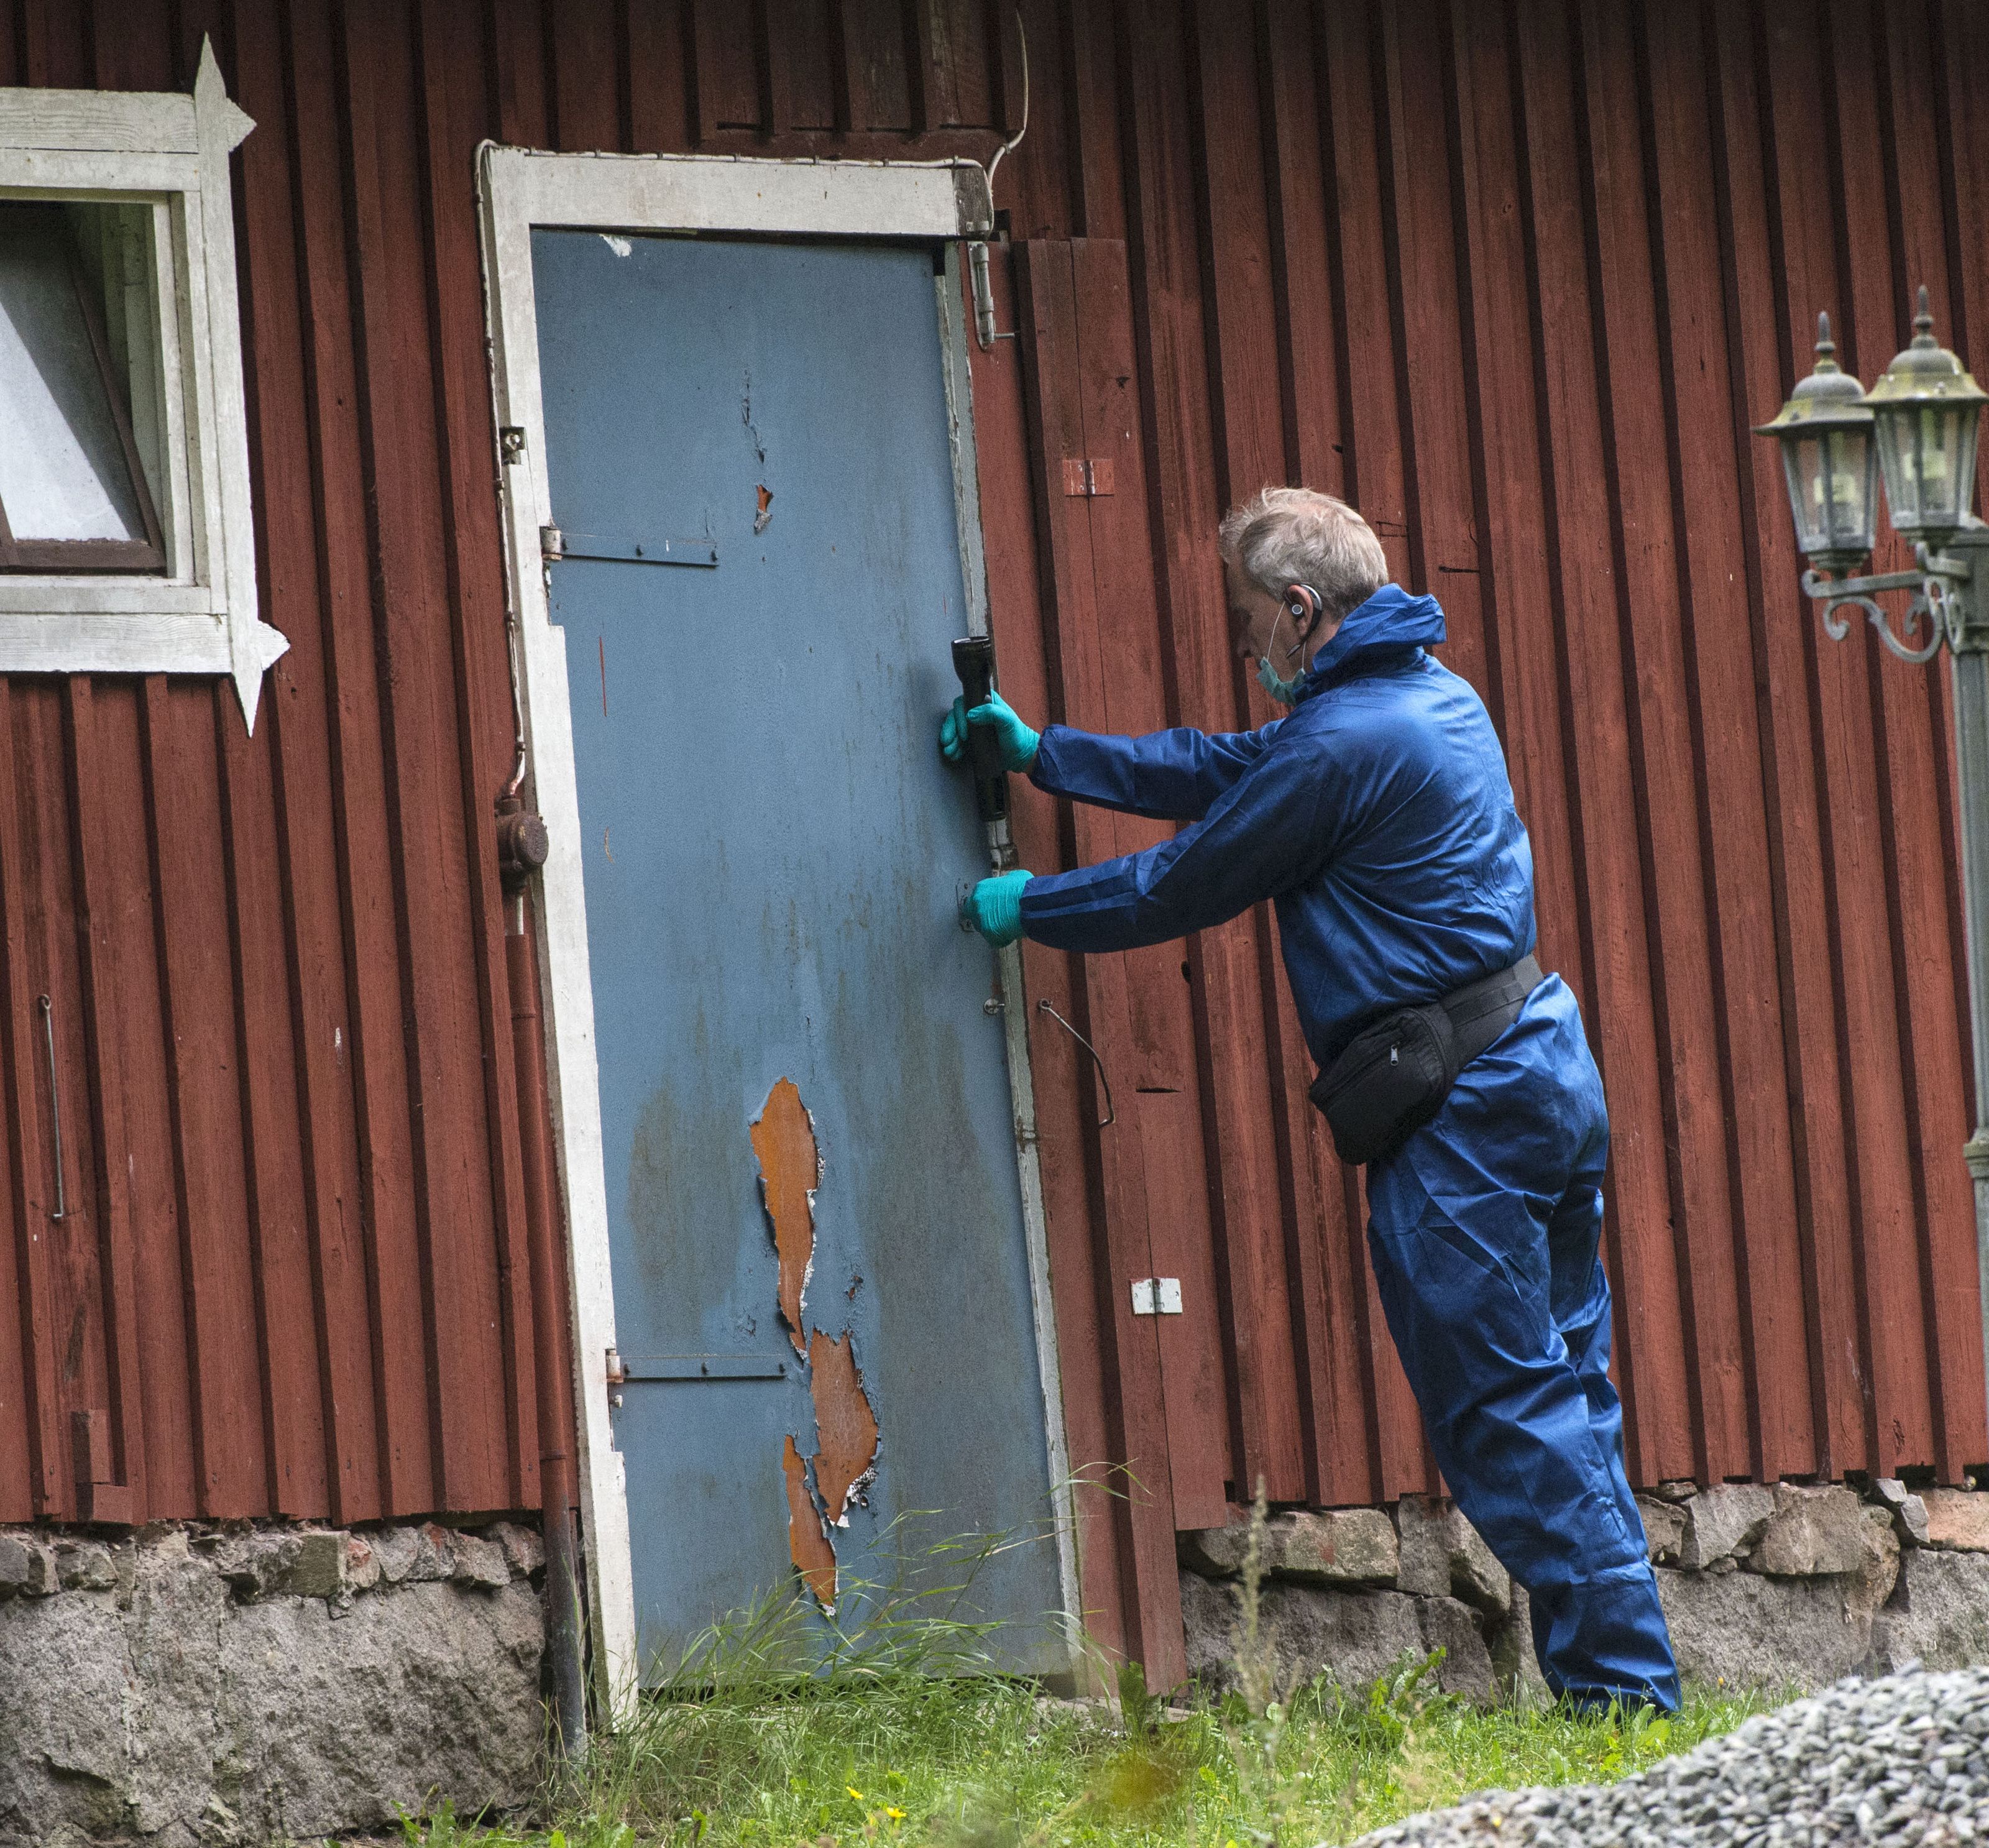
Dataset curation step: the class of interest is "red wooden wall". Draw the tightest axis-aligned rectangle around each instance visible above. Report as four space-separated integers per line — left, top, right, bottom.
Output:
0 0 1983 1671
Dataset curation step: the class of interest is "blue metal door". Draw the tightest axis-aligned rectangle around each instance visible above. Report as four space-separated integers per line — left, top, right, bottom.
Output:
531 231 1063 1676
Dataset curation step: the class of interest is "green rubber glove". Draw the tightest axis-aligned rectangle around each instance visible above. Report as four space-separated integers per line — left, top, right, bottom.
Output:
962 870 1033 947
939 690 1040 772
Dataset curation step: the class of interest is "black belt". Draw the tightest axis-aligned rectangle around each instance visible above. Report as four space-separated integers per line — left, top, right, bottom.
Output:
1442 952 1546 1067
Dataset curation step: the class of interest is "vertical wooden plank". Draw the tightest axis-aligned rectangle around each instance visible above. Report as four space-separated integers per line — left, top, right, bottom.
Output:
687 0 759 137
625 0 692 150
1186 0 1354 1509
216 691 328 1517
335 0 513 1512
65 683 152 1515
967 243 1135 1660
1822 0 1951 1477
929 0 993 127
1443 0 1583 1028
69 697 196 1518
1116 0 1305 1509
1309 0 1430 1495
227 0 384 1523
842 0 912 129
1376 0 1491 702
137 678 264 1515
11 689 104 1524
1061 1 1122 242
906 0 936 134
485 0 551 147
1872 0 1987 1483
1733 0 1872 1478
781 0 838 132
416 0 543 1510
0 712 32 1520
1017 239 1184 1687
548 0 625 151
1065 237 1231 1533
1574 0 1753 1484
990 0 1070 242
1509 0 1692 1487
0 683 62 1516
1254 0 1385 1509
1635 0 1816 1483
1258 0 1344 499
1781 0 1932 1476
286 0 434 1515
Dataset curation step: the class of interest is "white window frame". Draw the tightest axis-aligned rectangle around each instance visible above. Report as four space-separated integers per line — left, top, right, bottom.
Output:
0 39 286 729
477 148 1077 1718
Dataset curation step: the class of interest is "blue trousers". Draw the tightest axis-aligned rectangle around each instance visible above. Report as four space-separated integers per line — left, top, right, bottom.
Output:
1364 977 1680 1712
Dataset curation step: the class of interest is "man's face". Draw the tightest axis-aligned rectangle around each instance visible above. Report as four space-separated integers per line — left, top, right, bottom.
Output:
1224 559 1290 667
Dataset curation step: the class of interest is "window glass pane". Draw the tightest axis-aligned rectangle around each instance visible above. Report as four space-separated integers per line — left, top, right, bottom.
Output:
0 206 144 542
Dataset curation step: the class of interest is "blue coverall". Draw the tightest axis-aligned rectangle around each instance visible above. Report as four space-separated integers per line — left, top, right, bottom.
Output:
1016 583 1680 1711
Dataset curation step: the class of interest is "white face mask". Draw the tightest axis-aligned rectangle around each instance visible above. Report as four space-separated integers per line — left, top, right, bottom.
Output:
1255 604 1308 706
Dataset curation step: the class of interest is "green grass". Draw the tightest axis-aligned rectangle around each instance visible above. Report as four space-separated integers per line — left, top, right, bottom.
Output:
382 1511 1777 1848
392 1664 1773 1848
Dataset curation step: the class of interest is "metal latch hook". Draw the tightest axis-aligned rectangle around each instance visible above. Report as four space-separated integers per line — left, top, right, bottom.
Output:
1037 1000 1114 1129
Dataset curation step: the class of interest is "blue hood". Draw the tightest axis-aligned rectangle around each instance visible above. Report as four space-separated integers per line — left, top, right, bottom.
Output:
1296 582 1446 697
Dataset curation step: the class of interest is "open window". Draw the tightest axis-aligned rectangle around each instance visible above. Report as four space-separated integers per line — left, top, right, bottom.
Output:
0 40 287 726
0 201 168 572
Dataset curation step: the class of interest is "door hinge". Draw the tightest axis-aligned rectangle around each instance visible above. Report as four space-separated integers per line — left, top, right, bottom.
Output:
1062 458 1115 497
1130 1277 1182 1316
605 1345 627 1409
500 426 526 463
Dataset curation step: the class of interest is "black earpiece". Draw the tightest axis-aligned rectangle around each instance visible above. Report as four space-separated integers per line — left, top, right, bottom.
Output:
1285 583 1325 628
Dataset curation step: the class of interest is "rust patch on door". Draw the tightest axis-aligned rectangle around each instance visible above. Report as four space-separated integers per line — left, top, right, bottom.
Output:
750 1077 818 1354
807 1329 880 1527
754 1074 885 1612
782 1433 838 1611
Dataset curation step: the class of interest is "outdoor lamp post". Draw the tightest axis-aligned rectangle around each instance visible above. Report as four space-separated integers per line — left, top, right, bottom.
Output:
1758 286 1989 1422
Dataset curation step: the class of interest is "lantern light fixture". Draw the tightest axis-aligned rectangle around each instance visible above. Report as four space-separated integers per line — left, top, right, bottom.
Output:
1755 311 1878 576
1865 285 1988 552
1756 288 1985 666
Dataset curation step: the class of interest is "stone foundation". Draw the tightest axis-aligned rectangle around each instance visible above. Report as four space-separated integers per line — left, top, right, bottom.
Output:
1178 1479 1989 1702
0 1519 548 1846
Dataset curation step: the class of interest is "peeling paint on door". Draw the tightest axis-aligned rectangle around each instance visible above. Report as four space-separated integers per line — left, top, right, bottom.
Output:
806 1329 880 1527
750 1077 818 1354
753 1075 884 1612
782 1433 838 1611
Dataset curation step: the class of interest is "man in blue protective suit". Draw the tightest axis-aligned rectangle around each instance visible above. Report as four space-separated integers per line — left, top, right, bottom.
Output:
940 487 1679 1712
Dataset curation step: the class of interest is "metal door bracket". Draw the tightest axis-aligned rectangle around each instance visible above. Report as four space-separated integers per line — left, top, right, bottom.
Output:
1060 459 1115 497
500 426 526 463
1131 1277 1182 1316
618 1354 789 1381
544 528 719 568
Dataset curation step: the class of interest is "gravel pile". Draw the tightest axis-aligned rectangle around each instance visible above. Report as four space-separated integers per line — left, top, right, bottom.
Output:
1353 1665 1989 1847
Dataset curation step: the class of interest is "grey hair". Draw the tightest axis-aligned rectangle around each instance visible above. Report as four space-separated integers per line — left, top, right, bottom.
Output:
1217 487 1389 622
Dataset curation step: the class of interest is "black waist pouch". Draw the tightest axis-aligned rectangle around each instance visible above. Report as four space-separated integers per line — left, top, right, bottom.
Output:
1309 955 1545 1167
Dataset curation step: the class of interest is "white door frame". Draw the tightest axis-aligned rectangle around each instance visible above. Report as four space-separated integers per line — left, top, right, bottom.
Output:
475 148 1077 1716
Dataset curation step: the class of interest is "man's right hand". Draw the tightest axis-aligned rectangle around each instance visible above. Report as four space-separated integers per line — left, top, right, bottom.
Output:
939 691 1040 773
